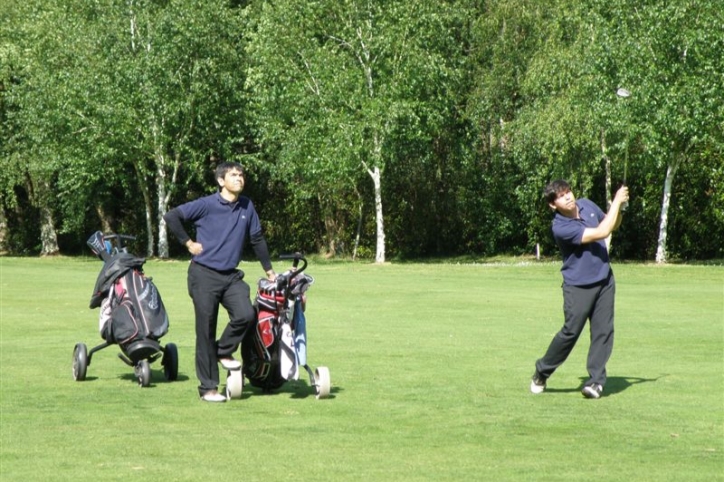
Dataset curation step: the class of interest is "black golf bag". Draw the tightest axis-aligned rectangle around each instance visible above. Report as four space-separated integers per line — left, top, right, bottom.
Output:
72 232 177 388
90 254 169 352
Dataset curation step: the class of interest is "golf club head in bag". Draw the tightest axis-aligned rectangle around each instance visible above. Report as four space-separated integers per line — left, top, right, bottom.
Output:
87 231 111 260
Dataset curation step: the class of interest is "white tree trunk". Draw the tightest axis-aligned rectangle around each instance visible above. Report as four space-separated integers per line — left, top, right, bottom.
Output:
156 162 168 259
153 139 169 259
157 151 180 259
143 188 154 257
364 129 386 264
370 165 385 263
655 157 681 264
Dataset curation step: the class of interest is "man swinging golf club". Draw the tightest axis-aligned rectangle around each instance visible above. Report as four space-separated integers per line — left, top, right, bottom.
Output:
530 180 628 399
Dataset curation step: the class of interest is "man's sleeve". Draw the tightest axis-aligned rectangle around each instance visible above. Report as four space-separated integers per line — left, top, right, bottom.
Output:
163 208 191 245
246 199 272 271
250 232 273 272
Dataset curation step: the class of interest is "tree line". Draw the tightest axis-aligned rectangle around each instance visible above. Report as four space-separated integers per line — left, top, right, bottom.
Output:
1 0 721 262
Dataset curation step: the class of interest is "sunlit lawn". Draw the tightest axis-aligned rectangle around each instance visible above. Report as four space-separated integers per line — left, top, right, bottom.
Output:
1 257 722 481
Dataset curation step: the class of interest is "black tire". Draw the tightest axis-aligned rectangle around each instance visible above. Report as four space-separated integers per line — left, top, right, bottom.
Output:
136 359 151 387
162 343 179 382
72 343 88 381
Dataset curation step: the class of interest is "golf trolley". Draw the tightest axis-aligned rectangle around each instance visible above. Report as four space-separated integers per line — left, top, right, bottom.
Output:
72 232 179 387
225 253 331 400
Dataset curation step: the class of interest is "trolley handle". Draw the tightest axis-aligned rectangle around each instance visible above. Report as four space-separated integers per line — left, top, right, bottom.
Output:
278 252 307 273
276 253 307 291
104 233 136 252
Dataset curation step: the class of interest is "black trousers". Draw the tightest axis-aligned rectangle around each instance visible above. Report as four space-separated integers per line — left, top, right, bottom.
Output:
187 262 256 396
535 271 616 387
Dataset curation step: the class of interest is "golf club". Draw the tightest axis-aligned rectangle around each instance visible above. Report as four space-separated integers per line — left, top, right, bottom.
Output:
616 87 631 210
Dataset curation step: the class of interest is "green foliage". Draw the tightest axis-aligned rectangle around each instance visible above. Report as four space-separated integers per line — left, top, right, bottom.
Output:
466 0 724 260
666 153 724 260
0 0 721 260
245 0 473 257
2 0 253 253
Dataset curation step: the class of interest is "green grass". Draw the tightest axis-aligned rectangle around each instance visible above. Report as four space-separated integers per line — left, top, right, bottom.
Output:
1 257 722 481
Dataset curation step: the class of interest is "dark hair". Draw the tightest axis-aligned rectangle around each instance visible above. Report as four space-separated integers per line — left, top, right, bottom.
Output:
543 179 571 204
214 162 244 182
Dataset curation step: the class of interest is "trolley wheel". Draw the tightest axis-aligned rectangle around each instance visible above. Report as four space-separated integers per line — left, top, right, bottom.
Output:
72 343 88 381
314 366 331 399
162 343 178 381
136 359 151 387
225 369 243 400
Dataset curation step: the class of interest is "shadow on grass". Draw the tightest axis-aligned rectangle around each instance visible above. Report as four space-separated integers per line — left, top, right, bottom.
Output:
119 370 191 387
240 380 343 400
545 375 665 397
596 375 665 397
544 387 581 394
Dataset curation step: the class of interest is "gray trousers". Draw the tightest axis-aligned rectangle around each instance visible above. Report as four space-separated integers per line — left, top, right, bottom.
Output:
188 262 256 396
535 271 615 387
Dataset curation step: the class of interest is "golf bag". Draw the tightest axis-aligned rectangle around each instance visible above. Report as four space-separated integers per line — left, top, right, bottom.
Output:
73 231 177 387
242 265 313 392
88 234 169 354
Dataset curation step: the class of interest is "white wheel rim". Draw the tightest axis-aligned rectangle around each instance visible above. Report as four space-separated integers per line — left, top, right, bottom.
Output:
314 366 331 399
226 370 243 399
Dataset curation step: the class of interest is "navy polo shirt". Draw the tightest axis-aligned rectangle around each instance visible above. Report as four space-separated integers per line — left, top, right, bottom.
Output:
552 198 610 286
177 193 263 271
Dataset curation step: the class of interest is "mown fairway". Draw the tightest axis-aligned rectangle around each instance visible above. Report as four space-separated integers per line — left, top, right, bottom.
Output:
1 257 722 481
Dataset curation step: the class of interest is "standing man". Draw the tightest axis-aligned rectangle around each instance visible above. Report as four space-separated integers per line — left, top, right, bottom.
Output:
530 180 628 399
164 162 276 403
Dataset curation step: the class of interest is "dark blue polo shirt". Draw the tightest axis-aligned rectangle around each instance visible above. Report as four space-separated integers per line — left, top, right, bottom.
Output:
177 193 263 271
552 198 610 286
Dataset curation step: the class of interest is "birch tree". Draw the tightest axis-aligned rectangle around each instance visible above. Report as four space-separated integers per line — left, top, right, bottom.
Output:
480 0 722 261
619 1 723 263
2 3 90 256
108 0 249 257
7 0 249 256
246 0 466 262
